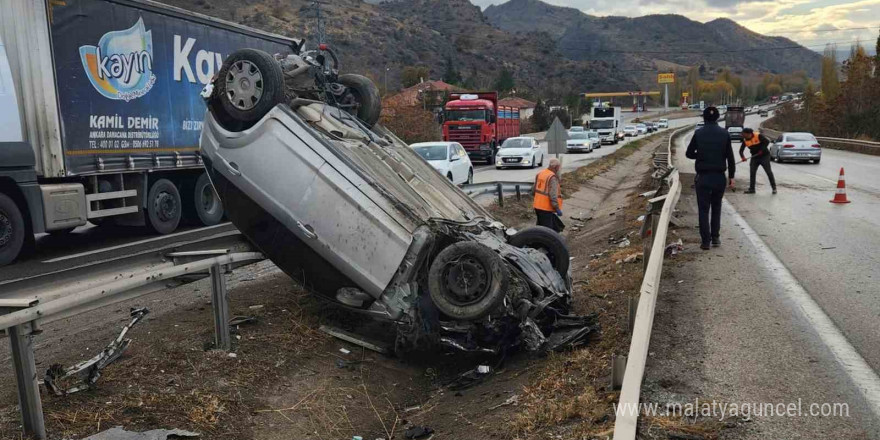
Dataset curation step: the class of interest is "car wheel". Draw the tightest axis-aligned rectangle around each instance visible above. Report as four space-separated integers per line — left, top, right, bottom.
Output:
146 179 182 235
212 48 285 131
337 74 381 128
447 172 454 182
539 155 544 167
496 166 503 170
814 159 820 164
508 226 570 278
193 173 224 226
467 168 473 184
0 193 26 266
530 155 536 169
428 241 509 321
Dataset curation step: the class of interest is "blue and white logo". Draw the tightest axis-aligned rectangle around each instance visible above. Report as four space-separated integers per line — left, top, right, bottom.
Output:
79 18 156 101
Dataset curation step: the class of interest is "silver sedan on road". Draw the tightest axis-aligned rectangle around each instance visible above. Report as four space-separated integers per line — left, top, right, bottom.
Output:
495 137 545 169
770 132 822 164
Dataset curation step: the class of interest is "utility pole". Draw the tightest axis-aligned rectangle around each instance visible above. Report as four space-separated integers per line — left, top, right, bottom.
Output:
305 0 328 48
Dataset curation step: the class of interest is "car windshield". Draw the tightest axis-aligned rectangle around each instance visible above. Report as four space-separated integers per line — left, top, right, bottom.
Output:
446 110 487 121
590 120 614 129
412 145 448 160
569 132 587 140
785 134 816 142
569 127 584 132
502 139 532 149
625 125 635 130
587 131 599 138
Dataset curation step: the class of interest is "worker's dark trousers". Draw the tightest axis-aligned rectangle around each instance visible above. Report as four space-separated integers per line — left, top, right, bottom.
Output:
749 154 777 191
695 173 726 245
535 209 565 233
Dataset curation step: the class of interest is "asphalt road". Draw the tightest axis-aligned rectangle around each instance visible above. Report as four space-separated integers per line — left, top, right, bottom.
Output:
670 115 880 433
474 111 701 184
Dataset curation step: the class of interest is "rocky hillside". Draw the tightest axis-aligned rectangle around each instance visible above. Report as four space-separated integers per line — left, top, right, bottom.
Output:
485 0 823 80
165 0 636 99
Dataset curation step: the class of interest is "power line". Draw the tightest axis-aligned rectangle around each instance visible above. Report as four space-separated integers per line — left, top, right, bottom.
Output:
763 25 880 35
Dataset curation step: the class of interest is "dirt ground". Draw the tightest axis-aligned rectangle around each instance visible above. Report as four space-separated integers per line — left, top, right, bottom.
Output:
1 135 670 440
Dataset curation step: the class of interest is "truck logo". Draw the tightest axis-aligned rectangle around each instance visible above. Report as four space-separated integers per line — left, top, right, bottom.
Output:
79 18 156 102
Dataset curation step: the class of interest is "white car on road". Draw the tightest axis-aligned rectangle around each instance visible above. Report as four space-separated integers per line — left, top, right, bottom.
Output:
566 131 597 153
636 123 648 135
770 132 822 164
496 137 544 169
411 142 474 184
657 119 669 128
624 125 638 137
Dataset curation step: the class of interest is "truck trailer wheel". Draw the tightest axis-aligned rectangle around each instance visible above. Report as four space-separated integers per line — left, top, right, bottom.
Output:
193 173 224 226
428 242 509 321
0 193 25 266
212 49 285 131
337 74 381 128
146 179 182 234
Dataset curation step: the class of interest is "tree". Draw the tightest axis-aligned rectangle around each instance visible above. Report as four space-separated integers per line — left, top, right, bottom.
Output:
442 55 462 86
530 100 551 132
820 45 840 99
401 66 430 88
494 68 515 93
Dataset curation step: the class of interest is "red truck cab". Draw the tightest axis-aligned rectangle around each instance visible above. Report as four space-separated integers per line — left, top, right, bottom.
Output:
442 92 520 164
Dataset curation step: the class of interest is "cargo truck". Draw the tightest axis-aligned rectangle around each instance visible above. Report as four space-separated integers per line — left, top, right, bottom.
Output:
587 106 622 145
442 92 520 164
0 0 299 266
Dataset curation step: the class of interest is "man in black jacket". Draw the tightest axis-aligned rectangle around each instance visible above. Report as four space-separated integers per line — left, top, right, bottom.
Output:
739 128 777 194
686 107 736 250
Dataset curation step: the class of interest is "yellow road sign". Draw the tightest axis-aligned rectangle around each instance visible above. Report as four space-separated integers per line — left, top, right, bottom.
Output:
658 73 675 84
682 92 690 98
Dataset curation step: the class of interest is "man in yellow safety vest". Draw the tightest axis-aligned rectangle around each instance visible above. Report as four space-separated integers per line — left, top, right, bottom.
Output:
533 158 564 232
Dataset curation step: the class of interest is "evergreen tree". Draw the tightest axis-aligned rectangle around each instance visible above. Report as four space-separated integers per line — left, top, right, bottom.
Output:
442 55 462 86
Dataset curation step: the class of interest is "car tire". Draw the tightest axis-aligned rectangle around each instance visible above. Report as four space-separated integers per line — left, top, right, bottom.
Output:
447 172 454 182
496 166 503 170
814 159 820 164
467 168 473 184
530 155 536 169
146 179 182 235
0 193 26 267
539 155 544 167
193 173 224 226
508 226 570 278
428 241 509 321
337 73 381 128
212 48 285 131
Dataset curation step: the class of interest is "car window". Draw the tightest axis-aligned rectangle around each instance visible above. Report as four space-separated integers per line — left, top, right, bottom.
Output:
569 132 587 139
413 144 449 161
501 138 531 149
776 136 784 142
785 134 816 142
587 131 599 138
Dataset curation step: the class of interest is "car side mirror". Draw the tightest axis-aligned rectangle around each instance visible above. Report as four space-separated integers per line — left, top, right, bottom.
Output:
450 155 460 162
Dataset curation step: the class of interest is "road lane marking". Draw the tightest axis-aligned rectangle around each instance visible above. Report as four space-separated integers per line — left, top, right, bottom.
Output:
42 223 232 263
725 199 880 419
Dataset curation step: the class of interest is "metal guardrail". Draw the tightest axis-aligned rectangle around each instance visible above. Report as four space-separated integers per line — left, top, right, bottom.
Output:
613 125 690 440
460 181 534 206
0 231 264 439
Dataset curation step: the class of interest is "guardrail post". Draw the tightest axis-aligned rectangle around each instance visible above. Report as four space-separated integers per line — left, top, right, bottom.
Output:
515 184 522 201
210 264 231 351
497 183 504 207
8 323 46 439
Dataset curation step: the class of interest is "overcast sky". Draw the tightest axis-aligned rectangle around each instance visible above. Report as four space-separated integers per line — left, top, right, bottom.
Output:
472 0 880 51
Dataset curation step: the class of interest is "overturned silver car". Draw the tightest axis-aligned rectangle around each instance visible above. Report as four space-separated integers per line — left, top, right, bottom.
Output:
199 48 592 354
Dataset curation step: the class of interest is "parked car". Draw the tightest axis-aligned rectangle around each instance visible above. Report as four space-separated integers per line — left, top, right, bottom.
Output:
410 142 473 185
770 132 822 164
658 119 669 128
566 131 597 153
496 137 545 169
636 123 648 135
200 50 592 355
624 125 638 137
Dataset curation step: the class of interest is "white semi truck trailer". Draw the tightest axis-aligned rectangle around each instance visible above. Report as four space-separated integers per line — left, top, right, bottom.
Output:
0 0 298 266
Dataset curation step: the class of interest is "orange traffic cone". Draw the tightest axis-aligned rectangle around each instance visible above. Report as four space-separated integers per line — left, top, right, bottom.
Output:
830 167 851 204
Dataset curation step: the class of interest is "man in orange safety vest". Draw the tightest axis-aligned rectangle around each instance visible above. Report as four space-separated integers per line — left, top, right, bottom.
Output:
533 158 564 232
